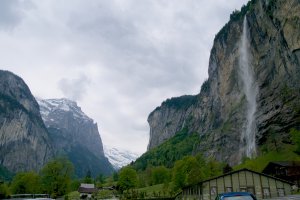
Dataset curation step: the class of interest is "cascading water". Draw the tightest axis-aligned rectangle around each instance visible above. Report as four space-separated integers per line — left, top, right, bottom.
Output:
239 16 258 158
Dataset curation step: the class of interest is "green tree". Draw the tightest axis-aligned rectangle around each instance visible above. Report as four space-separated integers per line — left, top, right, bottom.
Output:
172 160 186 190
291 128 300 154
95 173 105 184
184 156 204 185
137 171 148 188
10 171 41 194
113 172 119 181
40 157 74 198
70 179 81 191
151 166 170 185
266 129 283 152
204 157 223 179
83 170 93 184
172 155 211 191
0 182 10 198
195 153 206 166
118 167 138 192
223 164 233 174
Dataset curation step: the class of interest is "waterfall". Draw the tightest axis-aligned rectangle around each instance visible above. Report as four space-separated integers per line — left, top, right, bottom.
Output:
239 16 258 158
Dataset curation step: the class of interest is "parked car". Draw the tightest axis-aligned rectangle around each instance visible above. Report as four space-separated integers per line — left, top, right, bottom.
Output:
215 192 257 200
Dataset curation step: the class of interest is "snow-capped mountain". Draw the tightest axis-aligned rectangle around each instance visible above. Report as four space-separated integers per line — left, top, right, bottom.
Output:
104 146 140 170
37 98 114 177
37 98 91 124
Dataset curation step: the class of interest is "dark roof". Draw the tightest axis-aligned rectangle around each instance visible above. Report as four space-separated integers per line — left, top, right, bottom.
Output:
183 168 294 189
78 186 98 193
101 186 115 190
265 161 300 167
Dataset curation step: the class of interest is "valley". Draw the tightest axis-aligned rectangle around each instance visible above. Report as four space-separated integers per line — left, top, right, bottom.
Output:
0 0 300 199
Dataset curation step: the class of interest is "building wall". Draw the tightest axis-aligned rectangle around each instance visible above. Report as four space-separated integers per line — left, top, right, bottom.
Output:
182 170 292 200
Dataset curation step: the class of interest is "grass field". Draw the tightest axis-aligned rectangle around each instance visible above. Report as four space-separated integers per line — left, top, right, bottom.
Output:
235 144 300 172
135 183 177 198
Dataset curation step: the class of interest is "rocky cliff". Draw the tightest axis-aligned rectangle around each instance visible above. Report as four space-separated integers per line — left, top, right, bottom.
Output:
0 70 53 173
147 0 300 165
37 98 114 177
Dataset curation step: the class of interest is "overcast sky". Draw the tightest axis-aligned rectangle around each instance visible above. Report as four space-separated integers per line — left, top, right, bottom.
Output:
0 0 248 155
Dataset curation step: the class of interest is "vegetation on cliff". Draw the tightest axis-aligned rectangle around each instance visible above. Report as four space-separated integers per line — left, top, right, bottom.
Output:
133 127 200 170
236 129 300 171
151 95 197 114
0 165 14 181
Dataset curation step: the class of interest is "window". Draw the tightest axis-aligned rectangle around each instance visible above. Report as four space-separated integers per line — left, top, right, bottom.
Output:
277 188 284 197
263 188 270 198
226 187 233 192
240 187 247 192
247 187 255 195
211 186 217 195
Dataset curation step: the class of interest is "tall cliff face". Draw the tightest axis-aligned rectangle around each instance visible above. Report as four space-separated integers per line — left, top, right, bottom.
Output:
0 70 53 173
148 95 198 149
37 98 114 177
148 0 300 165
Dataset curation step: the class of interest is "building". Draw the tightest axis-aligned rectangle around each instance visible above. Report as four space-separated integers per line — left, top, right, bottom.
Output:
181 168 294 200
78 183 98 199
262 161 300 186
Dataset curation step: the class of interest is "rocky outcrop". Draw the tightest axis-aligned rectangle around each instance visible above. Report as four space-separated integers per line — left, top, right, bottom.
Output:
37 98 114 177
148 95 198 149
147 0 300 165
0 70 53 173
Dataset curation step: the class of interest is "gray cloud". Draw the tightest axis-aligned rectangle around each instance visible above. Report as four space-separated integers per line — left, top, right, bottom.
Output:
58 75 90 101
0 0 249 154
0 0 33 30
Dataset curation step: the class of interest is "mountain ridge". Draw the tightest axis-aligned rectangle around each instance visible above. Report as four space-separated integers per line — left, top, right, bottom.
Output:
37 98 114 177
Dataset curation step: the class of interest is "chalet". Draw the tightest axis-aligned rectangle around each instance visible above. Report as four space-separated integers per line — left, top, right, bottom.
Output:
78 183 98 199
262 161 300 186
181 168 294 200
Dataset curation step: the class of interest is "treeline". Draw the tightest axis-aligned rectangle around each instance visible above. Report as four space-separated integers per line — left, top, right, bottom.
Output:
0 157 74 199
117 129 300 197
117 153 229 195
116 127 230 197
0 157 106 199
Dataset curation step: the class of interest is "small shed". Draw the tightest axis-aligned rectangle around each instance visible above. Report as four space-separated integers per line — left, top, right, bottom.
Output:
262 161 300 186
78 183 98 199
182 168 294 200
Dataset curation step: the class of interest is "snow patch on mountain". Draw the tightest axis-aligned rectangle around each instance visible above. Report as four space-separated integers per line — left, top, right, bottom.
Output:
37 98 91 123
104 146 140 170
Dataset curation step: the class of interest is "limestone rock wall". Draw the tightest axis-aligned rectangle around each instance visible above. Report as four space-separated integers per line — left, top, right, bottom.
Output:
0 70 53 172
147 0 300 165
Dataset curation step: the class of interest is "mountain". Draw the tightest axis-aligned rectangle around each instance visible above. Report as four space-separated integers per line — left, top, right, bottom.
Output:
0 70 114 177
146 0 300 166
0 70 53 173
37 98 114 177
104 146 139 170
